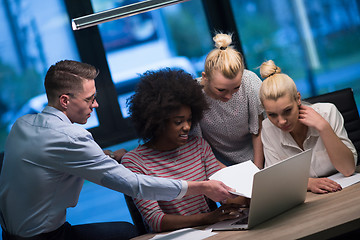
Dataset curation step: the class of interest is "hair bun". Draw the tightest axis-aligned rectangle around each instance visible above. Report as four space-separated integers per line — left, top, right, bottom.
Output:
213 33 232 50
259 60 281 78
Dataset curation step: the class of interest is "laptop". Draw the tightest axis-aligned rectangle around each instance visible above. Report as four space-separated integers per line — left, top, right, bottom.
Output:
207 149 312 231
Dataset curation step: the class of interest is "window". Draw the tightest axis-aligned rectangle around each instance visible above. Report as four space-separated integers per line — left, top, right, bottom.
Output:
91 0 212 118
0 0 82 151
230 0 360 104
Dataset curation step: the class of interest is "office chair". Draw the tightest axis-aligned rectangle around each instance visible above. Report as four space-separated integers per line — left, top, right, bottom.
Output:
304 88 360 165
0 151 3 172
124 194 149 235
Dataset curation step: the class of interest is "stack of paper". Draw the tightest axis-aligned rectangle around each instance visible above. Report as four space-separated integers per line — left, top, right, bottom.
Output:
150 228 217 240
328 172 360 188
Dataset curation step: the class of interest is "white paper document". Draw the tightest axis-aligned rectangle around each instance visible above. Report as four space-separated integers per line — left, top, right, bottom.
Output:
209 160 259 198
150 228 217 240
328 172 360 188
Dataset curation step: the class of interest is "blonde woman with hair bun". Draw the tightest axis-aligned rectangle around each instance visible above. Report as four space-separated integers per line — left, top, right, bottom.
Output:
259 60 357 194
192 33 265 168
259 60 298 102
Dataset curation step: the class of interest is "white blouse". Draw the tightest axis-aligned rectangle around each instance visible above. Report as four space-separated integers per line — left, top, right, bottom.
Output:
262 103 358 177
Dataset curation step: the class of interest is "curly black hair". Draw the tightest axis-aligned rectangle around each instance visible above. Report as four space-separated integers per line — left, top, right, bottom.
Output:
128 68 208 142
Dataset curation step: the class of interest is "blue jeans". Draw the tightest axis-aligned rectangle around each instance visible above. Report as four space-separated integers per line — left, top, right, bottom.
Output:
2 222 139 240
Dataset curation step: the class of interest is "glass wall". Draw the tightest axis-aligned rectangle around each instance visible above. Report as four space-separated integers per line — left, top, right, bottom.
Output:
91 0 213 118
230 0 360 103
1 0 359 151
0 0 82 151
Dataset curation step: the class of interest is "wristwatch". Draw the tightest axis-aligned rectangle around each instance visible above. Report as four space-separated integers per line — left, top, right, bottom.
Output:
108 150 115 159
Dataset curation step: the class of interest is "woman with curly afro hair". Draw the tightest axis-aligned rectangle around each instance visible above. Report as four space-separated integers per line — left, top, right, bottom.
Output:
128 68 208 143
122 68 243 233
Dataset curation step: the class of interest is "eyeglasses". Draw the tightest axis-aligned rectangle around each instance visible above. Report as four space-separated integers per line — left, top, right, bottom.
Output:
60 92 98 105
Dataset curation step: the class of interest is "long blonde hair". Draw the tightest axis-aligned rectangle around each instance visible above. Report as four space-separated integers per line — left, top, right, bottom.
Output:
259 60 298 104
204 33 244 80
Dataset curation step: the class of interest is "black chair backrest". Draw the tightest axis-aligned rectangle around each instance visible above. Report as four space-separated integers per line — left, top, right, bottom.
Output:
124 194 149 235
0 151 4 173
304 88 360 164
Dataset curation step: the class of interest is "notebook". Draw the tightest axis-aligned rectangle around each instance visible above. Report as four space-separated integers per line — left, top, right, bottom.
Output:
207 149 313 231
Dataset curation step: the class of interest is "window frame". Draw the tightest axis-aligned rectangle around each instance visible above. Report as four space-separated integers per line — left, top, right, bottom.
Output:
64 0 137 148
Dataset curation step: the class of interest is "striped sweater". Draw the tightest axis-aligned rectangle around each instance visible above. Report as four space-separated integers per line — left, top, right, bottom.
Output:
121 136 221 232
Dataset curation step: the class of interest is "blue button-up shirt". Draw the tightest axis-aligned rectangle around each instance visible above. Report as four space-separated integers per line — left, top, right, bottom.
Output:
0 106 186 237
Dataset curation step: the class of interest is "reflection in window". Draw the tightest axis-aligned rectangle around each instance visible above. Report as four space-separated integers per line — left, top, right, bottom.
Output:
230 0 360 107
91 0 212 118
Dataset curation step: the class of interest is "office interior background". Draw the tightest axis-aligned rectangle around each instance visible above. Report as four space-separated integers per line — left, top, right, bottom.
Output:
0 0 359 235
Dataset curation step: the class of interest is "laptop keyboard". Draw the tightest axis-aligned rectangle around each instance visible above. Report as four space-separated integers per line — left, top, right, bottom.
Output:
231 208 249 225
231 215 249 225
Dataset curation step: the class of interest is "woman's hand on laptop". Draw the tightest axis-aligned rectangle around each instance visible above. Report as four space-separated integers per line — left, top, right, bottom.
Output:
207 204 245 224
308 177 342 194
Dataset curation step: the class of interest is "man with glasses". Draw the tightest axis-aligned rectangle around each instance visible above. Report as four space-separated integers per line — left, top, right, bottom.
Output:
0 60 235 240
